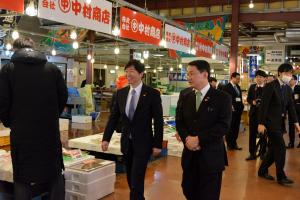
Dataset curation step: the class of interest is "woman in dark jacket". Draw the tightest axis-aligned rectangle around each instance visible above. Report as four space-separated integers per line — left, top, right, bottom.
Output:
0 37 68 200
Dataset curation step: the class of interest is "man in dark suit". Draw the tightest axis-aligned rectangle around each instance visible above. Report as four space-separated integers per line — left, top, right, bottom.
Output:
176 60 232 200
287 75 300 148
258 63 300 185
0 38 67 199
209 77 218 89
102 60 163 200
223 72 244 150
246 70 267 160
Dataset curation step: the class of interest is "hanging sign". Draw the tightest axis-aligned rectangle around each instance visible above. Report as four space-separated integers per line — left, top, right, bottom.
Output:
120 7 162 46
0 0 24 14
215 44 229 62
194 36 213 58
249 55 258 78
165 24 191 54
265 46 285 64
38 0 112 34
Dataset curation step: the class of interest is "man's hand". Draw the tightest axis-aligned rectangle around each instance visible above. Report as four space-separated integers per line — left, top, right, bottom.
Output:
295 123 300 133
175 132 182 142
253 100 257 106
152 148 162 157
186 136 200 151
258 124 266 135
101 141 109 151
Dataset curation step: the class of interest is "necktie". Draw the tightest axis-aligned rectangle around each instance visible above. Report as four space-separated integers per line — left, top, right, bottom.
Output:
128 89 136 120
195 91 203 111
234 85 240 96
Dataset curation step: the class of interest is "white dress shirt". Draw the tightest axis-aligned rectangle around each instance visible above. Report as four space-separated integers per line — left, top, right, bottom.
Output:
194 83 211 98
126 82 143 118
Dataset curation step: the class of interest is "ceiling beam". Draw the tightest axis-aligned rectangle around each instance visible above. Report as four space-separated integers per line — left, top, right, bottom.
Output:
239 11 300 23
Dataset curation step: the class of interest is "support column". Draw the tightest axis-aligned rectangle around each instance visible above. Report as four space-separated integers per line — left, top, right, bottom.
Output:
130 49 134 60
230 0 240 75
86 31 95 84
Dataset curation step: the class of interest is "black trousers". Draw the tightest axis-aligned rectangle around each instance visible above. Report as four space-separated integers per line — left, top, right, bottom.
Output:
258 133 286 180
14 174 65 200
249 113 258 156
182 163 222 200
226 111 242 148
288 118 295 145
124 140 150 200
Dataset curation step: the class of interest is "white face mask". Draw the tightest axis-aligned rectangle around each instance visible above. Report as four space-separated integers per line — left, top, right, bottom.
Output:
281 75 292 84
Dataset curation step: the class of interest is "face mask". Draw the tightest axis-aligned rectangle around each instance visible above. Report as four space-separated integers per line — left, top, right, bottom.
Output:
281 75 292 84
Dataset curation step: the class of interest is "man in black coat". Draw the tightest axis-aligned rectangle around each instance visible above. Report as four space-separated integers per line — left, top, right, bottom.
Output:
176 60 232 200
246 70 267 160
102 60 163 200
257 63 300 185
223 72 244 150
0 38 68 199
286 75 300 148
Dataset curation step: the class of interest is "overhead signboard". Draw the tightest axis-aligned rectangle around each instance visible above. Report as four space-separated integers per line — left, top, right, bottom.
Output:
165 24 191 54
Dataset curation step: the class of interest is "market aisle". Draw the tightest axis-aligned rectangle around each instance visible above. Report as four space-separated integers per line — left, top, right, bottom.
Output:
103 131 300 200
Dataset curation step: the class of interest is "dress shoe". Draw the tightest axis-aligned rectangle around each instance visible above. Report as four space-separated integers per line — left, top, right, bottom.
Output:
258 173 275 181
233 146 242 150
286 143 294 149
297 143 300 148
246 155 256 161
278 178 294 185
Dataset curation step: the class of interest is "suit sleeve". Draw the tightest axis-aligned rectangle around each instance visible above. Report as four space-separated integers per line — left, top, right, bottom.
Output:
176 91 189 143
0 65 11 127
102 90 121 142
258 83 273 125
287 87 298 124
152 90 164 149
197 93 232 146
247 85 255 105
56 68 68 114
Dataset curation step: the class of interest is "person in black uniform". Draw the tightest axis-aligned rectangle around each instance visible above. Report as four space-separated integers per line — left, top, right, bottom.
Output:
246 70 267 160
176 60 232 200
102 60 163 200
223 72 244 150
257 63 300 185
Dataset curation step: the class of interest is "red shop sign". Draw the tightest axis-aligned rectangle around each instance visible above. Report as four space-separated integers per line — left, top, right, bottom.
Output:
195 36 213 58
0 0 24 14
120 7 162 46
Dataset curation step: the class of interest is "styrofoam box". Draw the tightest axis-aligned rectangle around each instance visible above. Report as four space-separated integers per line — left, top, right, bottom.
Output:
60 118 70 131
66 173 115 196
72 116 92 124
71 123 92 130
65 160 115 184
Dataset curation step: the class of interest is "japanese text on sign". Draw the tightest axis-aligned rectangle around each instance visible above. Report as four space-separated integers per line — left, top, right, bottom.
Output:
165 24 191 54
38 0 112 34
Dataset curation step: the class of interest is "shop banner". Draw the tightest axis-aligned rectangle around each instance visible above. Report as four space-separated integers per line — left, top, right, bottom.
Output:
265 46 285 64
215 44 229 62
194 36 213 58
120 7 162 46
0 0 24 14
249 55 258 78
165 24 191 54
38 0 112 34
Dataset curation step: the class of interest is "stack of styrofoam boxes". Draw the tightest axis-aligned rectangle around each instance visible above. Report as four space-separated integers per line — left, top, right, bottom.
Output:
59 118 70 131
163 127 183 157
65 159 116 200
72 116 93 124
68 133 122 155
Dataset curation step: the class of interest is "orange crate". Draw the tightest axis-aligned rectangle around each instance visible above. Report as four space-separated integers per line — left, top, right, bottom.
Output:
0 136 10 147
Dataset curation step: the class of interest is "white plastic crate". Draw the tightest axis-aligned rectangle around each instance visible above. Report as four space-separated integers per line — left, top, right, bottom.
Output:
65 160 115 184
72 116 92 124
66 173 116 195
59 118 70 131
71 123 92 130
65 174 115 200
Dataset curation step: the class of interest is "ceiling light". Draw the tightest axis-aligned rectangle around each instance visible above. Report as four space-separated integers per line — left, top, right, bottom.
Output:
249 0 254 9
114 47 120 54
112 25 120 36
86 0 92 4
91 58 95 64
115 65 119 70
170 67 174 72
144 70 147 73
152 54 164 57
51 49 56 56
5 43 12 50
212 53 216 60
72 41 79 49
210 69 215 73
190 48 196 55
158 66 163 70
178 64 183 69
110 69 116 74
145 65 151 69
140 59 145 63
70 30 77 40
12 30 19 40
25 1 37 17
104 64 108 69
159 39 167 48
153 69 157 73
87 54 92 60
